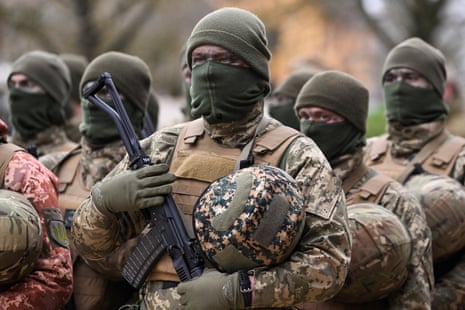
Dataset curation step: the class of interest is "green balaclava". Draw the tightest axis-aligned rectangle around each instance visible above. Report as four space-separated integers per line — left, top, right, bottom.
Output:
382 37 448 126
79 51 151 145
295 71 368 160
8 50 71 140
269 68 317 130
59 53 89 119
186 7 271 124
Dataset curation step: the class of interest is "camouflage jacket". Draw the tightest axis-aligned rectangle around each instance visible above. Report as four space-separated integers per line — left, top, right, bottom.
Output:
11 125 77 158
72 117 352 308
365 121 465 309
0 121 73 309
333 149 433 309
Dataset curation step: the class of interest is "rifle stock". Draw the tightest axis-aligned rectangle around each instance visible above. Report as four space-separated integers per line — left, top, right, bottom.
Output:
83 72 204 289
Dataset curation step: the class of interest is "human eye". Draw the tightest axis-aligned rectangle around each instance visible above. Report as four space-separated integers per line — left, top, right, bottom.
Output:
298 112 310 121
383 73 396 84
192 55 207 68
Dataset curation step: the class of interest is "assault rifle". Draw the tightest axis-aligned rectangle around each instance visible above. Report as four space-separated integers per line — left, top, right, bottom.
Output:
83 72 204 289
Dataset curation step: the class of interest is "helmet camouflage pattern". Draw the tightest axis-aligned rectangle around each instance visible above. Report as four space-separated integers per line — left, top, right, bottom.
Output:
406 173 465 261
193 165 305 273
0 189 43 286
334 203 412 303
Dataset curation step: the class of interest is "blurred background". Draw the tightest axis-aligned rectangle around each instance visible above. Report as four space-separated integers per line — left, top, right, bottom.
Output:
1 0 464 136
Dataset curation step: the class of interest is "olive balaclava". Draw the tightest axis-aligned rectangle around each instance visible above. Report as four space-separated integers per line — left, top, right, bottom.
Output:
8 50 71 140
79 51 151 146
295 71 368 160
186 7 271 124
59 53 89 119
382 37 448 126
269 68 317 130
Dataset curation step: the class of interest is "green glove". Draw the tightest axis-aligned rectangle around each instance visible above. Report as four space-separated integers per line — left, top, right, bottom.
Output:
176 269 245 310
91 163 176 216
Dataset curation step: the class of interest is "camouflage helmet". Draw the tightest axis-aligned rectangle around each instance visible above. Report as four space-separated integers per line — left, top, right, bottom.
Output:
0 189 42 286
193 165 305 273
334 203 412 303
406 173 465 261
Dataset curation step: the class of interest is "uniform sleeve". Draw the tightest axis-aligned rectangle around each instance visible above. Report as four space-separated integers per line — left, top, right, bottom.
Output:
0 151 73 310
451 147 465 185
381 183 434 309
251 137 352 307
71 128 178 274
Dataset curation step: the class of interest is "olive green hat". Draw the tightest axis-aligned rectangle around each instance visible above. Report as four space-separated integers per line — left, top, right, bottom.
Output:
295 70 369 133
59 53 89 103
383 37 446 97
80 51 152 113
186 7 271 82
8 50 71 105
273 68 317 98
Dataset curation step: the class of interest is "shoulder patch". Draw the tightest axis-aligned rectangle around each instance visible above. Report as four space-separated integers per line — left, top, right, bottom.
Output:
42 207 69 248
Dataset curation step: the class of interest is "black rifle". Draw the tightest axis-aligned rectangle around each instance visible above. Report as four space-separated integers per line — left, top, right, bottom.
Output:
83 72 204 289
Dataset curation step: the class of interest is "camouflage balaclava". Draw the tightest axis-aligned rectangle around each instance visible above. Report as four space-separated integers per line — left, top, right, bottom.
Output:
59 53 89 118
295 71 368 160
8 50 71 140
269 68 317 130
79 51 151 146
186 7 271 124
382 37 448 126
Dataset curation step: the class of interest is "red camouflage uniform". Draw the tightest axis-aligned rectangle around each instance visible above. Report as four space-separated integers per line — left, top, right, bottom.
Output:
0 120 73 310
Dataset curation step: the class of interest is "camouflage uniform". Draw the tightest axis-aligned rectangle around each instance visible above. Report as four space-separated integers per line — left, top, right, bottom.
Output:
11 125 77 158
294 70 432 309
41 139 136 310
364 37 465 309
41 49 153 310
365 120 465 309
0 119 73 309
72 116 352 308
339 149 432 309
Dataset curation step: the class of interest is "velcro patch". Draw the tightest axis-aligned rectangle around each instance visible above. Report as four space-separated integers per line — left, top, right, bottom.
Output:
42 207 69 248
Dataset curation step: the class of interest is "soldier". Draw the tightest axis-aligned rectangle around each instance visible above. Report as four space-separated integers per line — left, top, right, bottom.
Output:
59 53 89 143
40 51 152 310
0 118 72 309
364 37 465 309
7 50 77 157
72 7 351 309
294 70 433 309
267 67 317 130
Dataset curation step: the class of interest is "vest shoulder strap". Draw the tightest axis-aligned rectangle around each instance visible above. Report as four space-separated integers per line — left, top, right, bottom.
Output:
182 119 205 145
342 163 368 194
256 125 301 151
358 173 392 204
0 143 24 186
423 135 465 176
56 149 82 193
366 135 389 162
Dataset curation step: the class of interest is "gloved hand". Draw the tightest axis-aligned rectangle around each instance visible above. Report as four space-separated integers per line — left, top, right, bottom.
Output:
176 269 244 310
91 163 176 216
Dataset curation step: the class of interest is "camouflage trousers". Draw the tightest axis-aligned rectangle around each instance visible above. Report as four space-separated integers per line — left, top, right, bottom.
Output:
119 281 180 310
